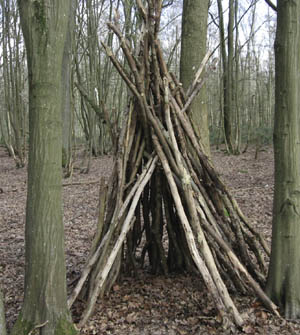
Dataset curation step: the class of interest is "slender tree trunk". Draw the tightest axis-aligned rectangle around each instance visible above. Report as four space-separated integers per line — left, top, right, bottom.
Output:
62 0 75 171
180 0 210 157
0 0 26 166
233 0 241 154
0 287 6 335
12 1 77 334
217 0 237 153
217 0 229 152
226 0 235 153
266 0 300 319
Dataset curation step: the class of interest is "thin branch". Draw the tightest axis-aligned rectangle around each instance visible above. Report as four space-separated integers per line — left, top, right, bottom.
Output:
79 156 158 326
264 0 277 12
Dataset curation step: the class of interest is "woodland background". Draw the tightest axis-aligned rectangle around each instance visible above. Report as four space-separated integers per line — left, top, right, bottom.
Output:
2 0 297 334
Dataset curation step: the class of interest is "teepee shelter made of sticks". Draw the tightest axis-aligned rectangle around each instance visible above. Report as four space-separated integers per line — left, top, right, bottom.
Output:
68 0 279 330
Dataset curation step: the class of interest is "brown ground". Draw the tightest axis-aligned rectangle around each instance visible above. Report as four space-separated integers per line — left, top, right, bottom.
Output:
1 145 300 334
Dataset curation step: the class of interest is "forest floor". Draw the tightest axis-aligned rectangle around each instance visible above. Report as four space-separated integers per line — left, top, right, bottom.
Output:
1 145 300 334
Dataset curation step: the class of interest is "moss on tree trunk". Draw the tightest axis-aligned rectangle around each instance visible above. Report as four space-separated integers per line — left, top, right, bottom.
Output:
12 315 77 335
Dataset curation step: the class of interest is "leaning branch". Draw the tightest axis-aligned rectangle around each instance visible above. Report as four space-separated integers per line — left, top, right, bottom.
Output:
264 0 277 12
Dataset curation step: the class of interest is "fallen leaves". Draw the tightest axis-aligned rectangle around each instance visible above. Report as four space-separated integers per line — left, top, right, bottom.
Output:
2 146 300 334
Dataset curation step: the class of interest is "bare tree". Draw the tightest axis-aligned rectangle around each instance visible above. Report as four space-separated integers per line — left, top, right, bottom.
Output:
266 0 300 319
180 0 211 156
0 0 27 167
11 0 78 333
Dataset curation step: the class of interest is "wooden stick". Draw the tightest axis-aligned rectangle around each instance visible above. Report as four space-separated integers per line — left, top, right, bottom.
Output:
152 133 243 327
79 156 158 326
203 221 280 317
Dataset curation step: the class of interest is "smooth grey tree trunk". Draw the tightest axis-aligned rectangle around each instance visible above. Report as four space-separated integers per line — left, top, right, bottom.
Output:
266 0 300 319
12 1 77 334
180 0 210 157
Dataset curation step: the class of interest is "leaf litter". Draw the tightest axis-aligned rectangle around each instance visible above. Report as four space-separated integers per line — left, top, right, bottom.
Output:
1 146 300 334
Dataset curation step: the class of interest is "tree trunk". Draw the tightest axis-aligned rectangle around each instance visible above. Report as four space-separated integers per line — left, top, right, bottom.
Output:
217 0 235 153
266 0 300 319
0 287 7 335
226 0 235 153
0 0 27 167
180 0 210 157
12 1 77 334
62 0 75 172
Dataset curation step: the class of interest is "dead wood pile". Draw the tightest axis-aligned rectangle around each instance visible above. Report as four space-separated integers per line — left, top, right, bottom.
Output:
69 0 279 330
